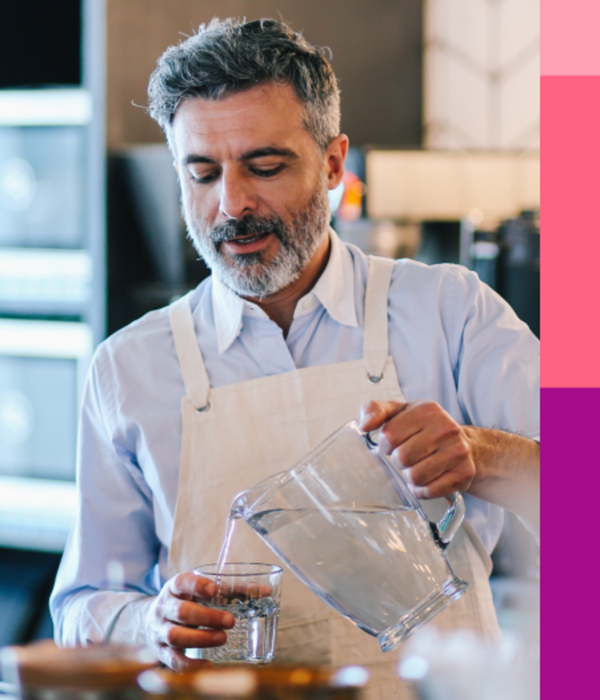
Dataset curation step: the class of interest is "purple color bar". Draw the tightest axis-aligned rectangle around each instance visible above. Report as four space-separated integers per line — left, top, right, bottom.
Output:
541 388 599 697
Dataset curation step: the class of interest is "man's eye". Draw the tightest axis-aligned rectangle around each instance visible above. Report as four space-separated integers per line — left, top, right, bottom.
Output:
190 171 218 184
251 165 284 178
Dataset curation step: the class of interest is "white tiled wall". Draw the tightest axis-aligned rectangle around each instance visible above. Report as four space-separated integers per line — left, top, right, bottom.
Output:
424 0 539 150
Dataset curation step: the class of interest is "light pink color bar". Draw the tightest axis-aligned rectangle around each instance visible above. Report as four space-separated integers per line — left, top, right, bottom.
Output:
542 1 600 75
541 76 600 387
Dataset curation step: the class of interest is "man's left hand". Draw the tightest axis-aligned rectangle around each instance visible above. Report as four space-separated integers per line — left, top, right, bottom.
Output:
359 400 476 500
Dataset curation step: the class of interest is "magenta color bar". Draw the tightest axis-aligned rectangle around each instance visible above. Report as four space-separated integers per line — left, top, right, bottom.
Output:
541 388 599 699
541 75 600 387
542 1 600 75
540 3 600 700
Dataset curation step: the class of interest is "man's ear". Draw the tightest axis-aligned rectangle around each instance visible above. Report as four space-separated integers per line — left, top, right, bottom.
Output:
324 134 349 190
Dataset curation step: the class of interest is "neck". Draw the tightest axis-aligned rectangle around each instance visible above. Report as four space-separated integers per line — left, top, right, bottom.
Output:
243 232 331 337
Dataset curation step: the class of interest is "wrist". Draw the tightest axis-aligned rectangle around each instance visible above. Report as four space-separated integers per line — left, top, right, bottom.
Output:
462 425 540 535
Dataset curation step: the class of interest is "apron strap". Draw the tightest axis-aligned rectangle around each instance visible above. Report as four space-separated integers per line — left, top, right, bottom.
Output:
169 293 211 411
363 256 395 382
169 255 394 402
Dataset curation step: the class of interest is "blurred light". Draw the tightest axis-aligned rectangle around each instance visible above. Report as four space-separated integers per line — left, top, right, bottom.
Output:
194 669 257 697
398 655 430 680
0 157 36 211
0 318 92 358
137 670 169 695
0 89 93 126
468 208 484 226
366 150 540 221
337 170 365 222
328 180 344 214
331 665 370 687
471 241 499 260
0 475 78 551
0 389 34 445
0 249 93 305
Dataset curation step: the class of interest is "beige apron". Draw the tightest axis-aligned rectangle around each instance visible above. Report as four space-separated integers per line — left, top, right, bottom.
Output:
167 256 500 700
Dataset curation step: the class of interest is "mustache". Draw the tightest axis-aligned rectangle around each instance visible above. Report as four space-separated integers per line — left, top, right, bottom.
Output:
210 215 286 244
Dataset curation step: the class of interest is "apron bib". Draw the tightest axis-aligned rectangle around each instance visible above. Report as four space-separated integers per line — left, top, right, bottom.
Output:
167 256 500 700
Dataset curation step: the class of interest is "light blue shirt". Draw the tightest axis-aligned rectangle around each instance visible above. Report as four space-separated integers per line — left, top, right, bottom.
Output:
50 232 540 645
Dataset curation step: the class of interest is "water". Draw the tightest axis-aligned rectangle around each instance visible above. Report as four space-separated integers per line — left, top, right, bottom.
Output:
193 595 280 663
246 504 451 636
215 514 238 574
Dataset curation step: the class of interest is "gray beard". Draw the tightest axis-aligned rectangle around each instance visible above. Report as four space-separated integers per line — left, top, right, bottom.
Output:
183 180 330 298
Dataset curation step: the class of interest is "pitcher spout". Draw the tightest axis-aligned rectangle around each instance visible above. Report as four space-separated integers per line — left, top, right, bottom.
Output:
230 488 255 519
231 469 292 520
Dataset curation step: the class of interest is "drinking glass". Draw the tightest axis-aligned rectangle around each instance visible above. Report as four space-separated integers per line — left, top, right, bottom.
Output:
187 563 283 664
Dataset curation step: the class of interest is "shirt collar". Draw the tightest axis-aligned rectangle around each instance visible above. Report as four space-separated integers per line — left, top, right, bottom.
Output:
295 227 358 327
211 228 358 354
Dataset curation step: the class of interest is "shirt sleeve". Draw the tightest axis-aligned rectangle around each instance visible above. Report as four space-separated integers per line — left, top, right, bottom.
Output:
442 264 540 439
438 265 539 553
50 343 162 646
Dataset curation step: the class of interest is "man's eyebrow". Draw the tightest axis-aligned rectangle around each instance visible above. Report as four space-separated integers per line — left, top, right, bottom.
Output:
183 155 216 165
240 146 299 160
182 147 299 166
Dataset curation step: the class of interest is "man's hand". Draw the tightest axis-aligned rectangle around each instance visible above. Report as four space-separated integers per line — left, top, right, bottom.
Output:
360 400 476 499
359 399 540 536
110 572 235 671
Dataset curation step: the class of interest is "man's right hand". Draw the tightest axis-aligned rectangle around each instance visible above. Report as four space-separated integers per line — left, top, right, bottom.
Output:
110 572 235 670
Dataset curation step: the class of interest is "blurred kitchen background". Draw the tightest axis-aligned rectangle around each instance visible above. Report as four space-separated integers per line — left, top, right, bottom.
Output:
0 0 539 649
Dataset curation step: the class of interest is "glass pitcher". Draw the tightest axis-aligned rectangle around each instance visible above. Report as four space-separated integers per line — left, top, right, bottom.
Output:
231 420 468 652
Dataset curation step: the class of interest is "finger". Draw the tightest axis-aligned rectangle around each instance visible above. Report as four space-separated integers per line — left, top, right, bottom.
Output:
390 421 454 467
164 599 235 629
398 452 448 489
402 453 475 497
379 422 425 458
389 431 438 470
169 572 218 600
161 621 229 650
407 469 471 500
379 402 459 455
401 432 473 489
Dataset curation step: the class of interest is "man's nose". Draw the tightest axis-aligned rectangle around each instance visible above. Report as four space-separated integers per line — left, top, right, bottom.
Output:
218 172 258 220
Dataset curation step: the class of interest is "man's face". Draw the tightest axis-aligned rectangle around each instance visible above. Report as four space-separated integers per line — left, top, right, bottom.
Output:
170 82 335 298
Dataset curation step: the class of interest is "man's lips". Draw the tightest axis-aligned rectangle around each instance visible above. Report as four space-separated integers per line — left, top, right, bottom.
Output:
222 231 274 254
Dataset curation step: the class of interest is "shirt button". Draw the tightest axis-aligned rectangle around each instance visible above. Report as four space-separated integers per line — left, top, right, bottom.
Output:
303 298 314 311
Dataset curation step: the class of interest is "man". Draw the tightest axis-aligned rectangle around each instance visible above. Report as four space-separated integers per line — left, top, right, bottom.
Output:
51 18 539 699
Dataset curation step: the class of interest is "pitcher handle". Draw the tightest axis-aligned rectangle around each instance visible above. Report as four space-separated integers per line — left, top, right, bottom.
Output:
364 430 465 550
431 492 465 550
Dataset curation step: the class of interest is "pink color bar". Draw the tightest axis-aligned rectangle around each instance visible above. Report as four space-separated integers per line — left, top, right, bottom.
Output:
542 1 600 75
541 76 600 387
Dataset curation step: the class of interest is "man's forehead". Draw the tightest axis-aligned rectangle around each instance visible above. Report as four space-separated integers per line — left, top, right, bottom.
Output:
170 82 313 158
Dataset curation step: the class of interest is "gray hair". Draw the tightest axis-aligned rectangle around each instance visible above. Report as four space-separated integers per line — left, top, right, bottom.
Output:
148 17 341 152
